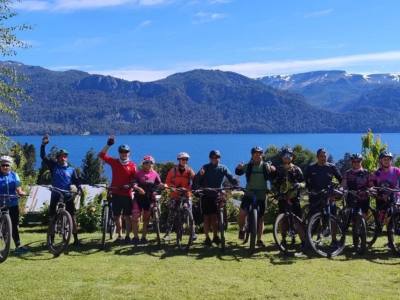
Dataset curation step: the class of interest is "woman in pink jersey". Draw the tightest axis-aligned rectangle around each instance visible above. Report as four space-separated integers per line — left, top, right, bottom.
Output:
132 155 163 244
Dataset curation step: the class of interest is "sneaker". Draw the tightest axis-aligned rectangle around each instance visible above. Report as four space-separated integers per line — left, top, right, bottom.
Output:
163 233 172 241
14 246 29 255
140 237 148 245
72 239 81 246
212 236 221 245
131 237 140 245
256 240 266 247
124 236 131 244
238 230 245 240
204 237 212 246
191 233 197 241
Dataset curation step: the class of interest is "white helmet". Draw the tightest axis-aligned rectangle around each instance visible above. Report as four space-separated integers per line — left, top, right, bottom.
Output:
177 152 190 160
0 155 13 164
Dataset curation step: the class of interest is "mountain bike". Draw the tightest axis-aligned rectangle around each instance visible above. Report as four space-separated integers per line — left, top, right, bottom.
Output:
166 187 195 250
94 185 116 249
371 186 400 255
0 194 14 263
306 186 346 258
149 188 162 246
273 188 305 256
44 186 80 257
194 186 243 252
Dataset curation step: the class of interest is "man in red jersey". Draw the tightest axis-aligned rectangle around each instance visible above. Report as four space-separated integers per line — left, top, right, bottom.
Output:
99 136 137 242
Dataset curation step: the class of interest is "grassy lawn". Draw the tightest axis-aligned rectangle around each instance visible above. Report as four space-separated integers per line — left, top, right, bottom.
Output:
1 225 400 300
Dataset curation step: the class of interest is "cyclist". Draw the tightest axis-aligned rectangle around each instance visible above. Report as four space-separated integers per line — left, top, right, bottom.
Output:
164 152 196 241
341 153 372 216
0 155 28 254
235 146 275 247
40 135 81 245
371 150 400 225
272 147 306 249
98 136 136 243
304 148 342 245
194 150 238 246
132 155 163 245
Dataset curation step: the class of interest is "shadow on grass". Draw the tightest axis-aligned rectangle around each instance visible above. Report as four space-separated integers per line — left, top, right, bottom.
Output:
334 245 400 265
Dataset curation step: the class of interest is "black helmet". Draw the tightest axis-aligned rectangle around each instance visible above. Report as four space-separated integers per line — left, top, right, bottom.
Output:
56 149 69 158
251 146 264 154
379 150 393 160
350 153 363 161
317 148 327 156
118 144 130 153
280 147 294 157
209 150 221 158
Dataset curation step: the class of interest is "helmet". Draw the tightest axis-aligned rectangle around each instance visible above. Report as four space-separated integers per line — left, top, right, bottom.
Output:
280 147 294 157
317 148 327 156
350 153 363 161
209 150 221 158
379 150 393 160
251 146 264 154
56 149 69 158
142 155 155 164
0 155 13 164
177 152 190 160
118 144 130 153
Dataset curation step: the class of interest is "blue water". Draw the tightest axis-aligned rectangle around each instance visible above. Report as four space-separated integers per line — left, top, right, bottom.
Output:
11 133 400 177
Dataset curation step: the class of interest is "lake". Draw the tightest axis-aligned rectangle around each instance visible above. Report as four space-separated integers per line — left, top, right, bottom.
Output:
11 133 400 177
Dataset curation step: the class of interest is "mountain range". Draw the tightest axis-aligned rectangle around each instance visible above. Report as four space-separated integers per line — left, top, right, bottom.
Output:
1 61 400 134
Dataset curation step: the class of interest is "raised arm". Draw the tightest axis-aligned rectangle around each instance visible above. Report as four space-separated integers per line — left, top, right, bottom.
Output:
40 134 56 169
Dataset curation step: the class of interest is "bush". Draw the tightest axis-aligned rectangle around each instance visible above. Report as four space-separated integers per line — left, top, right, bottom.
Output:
76 196 102 233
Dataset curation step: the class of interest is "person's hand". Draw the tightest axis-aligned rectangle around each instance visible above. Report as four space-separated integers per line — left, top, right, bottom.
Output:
17 190 27 197
236 162 245 170
137 187 145 195
107 135 115 146
42 134 49 145
200 168 205 176
293 182 301 190
70 185 78 193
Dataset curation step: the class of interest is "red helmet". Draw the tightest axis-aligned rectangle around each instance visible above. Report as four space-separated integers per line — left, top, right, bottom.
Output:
142 155 155 164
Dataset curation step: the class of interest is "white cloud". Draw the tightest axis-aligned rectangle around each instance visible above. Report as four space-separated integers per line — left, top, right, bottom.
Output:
194 11 226 23
304 9 333 18
209 0 231 4
136 19 152 29
90 51 400 81
14 0 171 11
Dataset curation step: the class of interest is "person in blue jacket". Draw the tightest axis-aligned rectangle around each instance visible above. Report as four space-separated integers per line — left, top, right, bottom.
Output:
0 155 28 254
40 135 82 245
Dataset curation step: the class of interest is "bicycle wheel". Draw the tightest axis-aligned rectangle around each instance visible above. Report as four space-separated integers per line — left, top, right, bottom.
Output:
218 209 225 252
387 213 400 256
273 213 303 255
365 207 379 248
249 208 257 254
352 214 367 255
307 212 345 258
153 207 161 245
47 210 73 257
100 204 109 249
0 214 12 263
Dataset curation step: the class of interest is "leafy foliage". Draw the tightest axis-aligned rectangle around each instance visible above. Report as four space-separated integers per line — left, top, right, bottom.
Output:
81 148 107 184
361 129 387 171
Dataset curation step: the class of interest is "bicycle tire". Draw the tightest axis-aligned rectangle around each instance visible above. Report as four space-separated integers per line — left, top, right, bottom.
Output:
219 209 225 252
352 214 367 255
47 210 73 257
101 205 109 249
0 214 12 263
307 212 345 258
154 208 161 245
366 207 379 248
249 208 257 254
387 212 400 256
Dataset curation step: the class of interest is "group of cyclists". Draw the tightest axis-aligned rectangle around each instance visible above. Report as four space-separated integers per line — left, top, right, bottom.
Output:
1 133 400 257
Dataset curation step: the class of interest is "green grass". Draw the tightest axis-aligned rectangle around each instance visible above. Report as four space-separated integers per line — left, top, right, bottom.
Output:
1 225 400 300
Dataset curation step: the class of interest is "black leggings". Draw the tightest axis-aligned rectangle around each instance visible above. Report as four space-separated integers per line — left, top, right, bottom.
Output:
8 205 21 248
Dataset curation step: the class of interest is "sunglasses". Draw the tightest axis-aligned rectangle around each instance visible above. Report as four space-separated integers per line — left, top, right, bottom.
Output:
1 164 10 167
211 156 220 159
179 158 188 161
352 160 362 163
143 161 152 165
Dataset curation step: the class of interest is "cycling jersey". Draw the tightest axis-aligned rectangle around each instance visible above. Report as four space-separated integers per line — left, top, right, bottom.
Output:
342 168 371 202
372 166 400 188
98 152 136 197
305 162 342 192
165 166 195 199
41 144 80 190
273 164 304 200
195 163 237 189
0 171 21 207
134 169 162 193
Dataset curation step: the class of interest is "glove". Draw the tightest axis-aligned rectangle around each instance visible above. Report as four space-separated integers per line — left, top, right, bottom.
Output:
42 134 49 145
293 182 301 189
107 136 115 146
70 185 78 193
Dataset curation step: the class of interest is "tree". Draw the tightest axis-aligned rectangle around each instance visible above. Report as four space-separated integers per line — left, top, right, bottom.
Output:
263 144 315 172
0 0 30 142
361 129 387 172
81 148 107 185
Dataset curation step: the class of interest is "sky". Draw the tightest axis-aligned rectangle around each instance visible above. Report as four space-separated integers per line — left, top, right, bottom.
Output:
9 0 400 81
